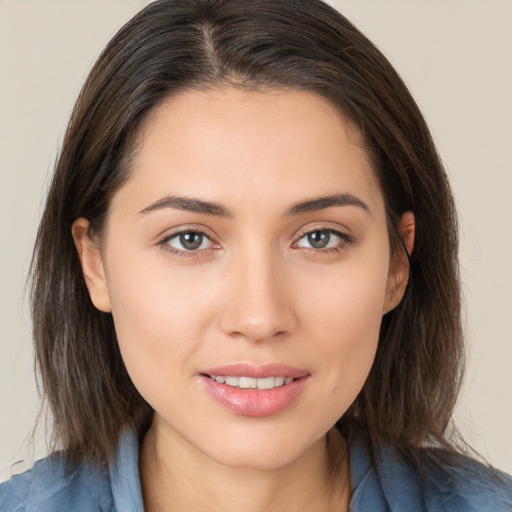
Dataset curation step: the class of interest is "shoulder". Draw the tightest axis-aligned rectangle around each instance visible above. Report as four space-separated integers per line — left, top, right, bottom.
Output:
349 434 512 512
0 453 113 512
421 455 512 512
379 443 512 512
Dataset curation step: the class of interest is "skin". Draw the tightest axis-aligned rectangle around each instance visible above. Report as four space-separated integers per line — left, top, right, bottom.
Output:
73 87 414 512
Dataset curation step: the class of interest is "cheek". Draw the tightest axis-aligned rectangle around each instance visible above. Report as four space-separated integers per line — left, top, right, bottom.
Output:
306 248 389 339
301 250 389 403
103 249 220 395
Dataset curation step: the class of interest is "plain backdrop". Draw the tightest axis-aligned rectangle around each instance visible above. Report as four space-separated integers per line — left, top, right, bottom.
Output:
1 0 511 479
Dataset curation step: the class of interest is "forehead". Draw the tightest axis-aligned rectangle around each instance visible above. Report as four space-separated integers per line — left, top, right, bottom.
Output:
112 87 384 218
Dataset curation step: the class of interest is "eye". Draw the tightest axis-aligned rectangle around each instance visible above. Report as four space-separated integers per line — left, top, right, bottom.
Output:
159 229 215 254
295 228 350 250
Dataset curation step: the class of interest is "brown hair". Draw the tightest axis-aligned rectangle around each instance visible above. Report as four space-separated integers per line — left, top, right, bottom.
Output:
32 0 463 466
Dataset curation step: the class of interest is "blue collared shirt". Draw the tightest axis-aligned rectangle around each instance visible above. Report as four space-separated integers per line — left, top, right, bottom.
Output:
1 429 512 511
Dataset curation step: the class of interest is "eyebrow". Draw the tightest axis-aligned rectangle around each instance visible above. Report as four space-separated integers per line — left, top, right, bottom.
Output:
285 193 370 216
139 196 233 217
138 192 370 217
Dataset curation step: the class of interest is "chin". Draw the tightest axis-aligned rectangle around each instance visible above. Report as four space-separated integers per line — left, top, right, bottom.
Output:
198 425 325 471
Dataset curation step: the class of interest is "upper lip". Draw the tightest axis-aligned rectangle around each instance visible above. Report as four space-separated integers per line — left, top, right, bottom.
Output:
200 363 309 379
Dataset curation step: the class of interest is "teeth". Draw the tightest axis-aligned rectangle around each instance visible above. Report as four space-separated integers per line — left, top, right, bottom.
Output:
257 377 275 390
210 375 294 389
225 376 239 387
239 377 257 389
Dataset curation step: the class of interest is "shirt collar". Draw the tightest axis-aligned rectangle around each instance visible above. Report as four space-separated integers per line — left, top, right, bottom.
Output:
109 428 145 512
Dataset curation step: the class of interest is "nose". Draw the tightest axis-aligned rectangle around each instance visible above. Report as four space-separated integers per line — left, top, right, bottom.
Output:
218 250 297 343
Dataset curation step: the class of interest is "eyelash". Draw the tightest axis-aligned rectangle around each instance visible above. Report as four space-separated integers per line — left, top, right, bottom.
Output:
157 228 215 258
293 228 353 255
157 227 353 258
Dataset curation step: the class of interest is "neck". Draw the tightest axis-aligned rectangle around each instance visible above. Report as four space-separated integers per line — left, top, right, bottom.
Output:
139 422 350 512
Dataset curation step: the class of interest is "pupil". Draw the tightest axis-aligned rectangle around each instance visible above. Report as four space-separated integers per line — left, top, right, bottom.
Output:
308 231 330 249
180 232 203 250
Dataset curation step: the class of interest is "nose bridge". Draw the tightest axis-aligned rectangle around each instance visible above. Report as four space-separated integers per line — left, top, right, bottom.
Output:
219 241 295 342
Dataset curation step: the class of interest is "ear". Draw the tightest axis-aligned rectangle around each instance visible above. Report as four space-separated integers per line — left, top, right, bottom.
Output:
71 218 112 313
383 211 415 314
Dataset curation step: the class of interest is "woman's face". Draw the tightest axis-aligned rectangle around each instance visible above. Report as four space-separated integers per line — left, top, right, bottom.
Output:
76 87 408 469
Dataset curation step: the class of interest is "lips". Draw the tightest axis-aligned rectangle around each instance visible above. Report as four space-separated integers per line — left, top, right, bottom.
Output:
199 363 310 417
208 375 293 389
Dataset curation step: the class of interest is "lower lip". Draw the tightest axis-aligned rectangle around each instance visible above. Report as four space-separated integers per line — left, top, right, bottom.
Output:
200 375 310 417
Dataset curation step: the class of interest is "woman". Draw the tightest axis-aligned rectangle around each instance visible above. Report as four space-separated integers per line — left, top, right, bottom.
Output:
1 0 511 510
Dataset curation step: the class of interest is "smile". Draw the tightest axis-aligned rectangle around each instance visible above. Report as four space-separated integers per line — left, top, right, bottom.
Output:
199 364 310 416
207 375 294 389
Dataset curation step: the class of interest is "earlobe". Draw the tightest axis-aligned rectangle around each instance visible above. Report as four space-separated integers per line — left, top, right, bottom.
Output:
383 211 415 314
71 218 112 313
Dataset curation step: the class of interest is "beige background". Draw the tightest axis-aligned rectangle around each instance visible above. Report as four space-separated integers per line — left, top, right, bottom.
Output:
1 0 511 478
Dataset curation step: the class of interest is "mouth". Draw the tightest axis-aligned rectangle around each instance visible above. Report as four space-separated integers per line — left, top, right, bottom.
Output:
202 374 295 390
199 363 310 417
